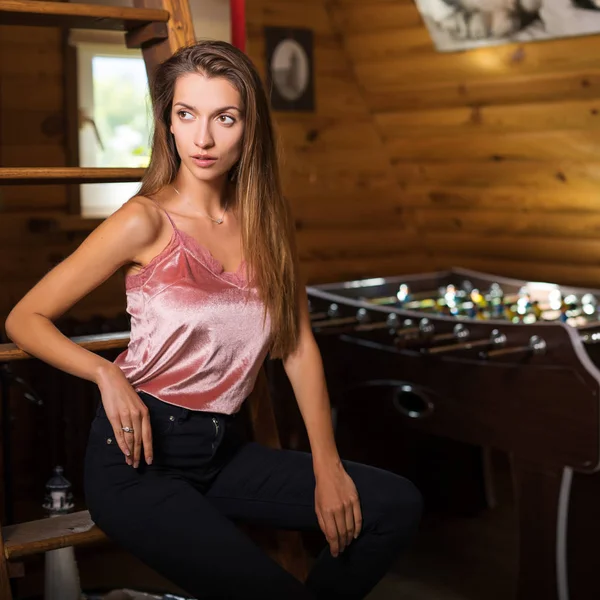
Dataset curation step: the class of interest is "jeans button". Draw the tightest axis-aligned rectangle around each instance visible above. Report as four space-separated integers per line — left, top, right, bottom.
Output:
169 416 175 421
107 438 113 445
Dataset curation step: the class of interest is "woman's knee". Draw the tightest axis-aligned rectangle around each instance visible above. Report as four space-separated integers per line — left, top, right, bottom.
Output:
380 474 423 542
356 466 423 536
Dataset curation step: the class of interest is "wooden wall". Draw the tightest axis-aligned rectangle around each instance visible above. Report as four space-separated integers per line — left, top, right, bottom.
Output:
323 0 600 288
4 0 600 327
0 25 69 323
246 0 427 286
0 21 126 324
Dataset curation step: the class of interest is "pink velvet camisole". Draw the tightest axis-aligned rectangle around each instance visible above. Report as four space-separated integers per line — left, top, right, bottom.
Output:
112 199 272 414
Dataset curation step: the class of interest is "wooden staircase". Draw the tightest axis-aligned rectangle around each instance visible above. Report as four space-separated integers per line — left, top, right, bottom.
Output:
0 1 309 597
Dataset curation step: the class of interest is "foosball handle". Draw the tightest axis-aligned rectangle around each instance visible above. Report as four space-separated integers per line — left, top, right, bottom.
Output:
312 307 370 329
393 318 434 347
424 329 506 355
482 335 547 360
429 323 470 344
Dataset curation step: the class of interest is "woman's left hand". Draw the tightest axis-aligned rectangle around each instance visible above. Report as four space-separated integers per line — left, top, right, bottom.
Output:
314 461 362 557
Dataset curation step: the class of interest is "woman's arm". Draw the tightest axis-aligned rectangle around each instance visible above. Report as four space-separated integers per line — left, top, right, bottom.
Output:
283 281 362 557
282 284 339 471
5 199 157 382
5 198 163 467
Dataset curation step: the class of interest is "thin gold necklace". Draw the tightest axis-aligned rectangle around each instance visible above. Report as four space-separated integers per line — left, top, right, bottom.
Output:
172 185 228 225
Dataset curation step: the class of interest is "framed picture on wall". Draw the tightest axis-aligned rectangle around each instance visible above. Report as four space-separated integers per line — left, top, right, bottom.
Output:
264 26 314 112
415 0 600 52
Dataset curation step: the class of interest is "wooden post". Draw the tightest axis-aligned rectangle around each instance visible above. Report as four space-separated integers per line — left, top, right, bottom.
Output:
130 0 196 82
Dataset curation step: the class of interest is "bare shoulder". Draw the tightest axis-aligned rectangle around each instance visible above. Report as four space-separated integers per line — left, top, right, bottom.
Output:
97 194 164 251
4 193 170 324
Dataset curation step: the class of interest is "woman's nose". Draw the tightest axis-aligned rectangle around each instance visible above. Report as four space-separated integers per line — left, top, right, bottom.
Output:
194 122 214 148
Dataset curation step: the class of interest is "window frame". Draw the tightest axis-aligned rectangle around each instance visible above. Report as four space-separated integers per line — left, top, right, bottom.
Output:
69 34 148 219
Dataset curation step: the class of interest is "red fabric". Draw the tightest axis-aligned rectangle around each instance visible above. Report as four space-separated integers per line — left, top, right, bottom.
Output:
230 0 246 52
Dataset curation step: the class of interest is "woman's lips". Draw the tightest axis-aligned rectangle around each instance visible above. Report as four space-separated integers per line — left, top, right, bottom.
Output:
191 156 217 168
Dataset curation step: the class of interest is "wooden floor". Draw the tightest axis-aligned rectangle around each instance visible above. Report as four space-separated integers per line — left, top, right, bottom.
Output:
370 506 517 599
369 461 518 600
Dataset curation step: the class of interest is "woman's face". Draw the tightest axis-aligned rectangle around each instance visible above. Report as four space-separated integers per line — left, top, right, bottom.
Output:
170 73 244 182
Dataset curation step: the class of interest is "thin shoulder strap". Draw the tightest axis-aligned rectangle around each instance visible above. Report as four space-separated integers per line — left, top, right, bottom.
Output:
146 195 178 236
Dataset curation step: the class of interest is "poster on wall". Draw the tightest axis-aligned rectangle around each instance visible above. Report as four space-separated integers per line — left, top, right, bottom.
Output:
264 26 314 111
415 0 600 52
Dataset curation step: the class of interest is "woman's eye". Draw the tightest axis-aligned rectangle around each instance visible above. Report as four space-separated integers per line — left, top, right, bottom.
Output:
178 110 193 119
218 115 235 125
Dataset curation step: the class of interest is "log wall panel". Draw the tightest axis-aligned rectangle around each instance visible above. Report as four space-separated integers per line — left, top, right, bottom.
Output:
417 209 600 240
0 23 76 324
366 71 600 112
354 36 600 87
1 110 66 145
328 0 423 34
386 131 600 163
394 162 600 191
328 0 600 288
301 252 431 286
400 187 600 212
376 100 600 137
0 187 68 212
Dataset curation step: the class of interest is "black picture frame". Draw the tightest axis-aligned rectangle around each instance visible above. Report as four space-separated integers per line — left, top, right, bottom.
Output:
264 26 315 112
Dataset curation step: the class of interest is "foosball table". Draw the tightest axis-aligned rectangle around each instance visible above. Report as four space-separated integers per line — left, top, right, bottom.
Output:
305 267 600 600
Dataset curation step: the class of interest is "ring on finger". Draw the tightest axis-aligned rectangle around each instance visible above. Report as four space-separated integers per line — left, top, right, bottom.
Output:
121 426 134 434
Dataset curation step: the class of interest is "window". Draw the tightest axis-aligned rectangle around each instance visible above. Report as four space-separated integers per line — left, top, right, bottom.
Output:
70 0 232 218
76 42 150 218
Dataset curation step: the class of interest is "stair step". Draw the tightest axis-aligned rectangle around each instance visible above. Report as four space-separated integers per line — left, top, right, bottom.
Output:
0 0 169 31
3 510 107 560
0 167 146 185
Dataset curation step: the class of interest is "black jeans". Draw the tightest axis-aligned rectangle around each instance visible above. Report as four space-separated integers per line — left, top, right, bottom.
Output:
84 391 422 600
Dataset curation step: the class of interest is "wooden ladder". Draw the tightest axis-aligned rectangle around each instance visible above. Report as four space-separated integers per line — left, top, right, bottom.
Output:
0 0 195 188
0 0 309 596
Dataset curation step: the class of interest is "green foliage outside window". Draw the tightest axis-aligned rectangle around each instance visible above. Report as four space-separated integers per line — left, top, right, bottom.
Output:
92 56 152 168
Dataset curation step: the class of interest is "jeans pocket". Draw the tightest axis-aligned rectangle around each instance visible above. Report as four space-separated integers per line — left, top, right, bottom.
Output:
90 416 126 448
93 393 178 439
149 412 177 436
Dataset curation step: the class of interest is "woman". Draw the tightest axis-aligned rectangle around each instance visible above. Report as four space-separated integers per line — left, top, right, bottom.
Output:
4 41 421 599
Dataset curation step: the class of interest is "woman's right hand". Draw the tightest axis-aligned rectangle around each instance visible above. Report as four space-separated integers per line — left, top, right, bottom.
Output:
96 363 153 468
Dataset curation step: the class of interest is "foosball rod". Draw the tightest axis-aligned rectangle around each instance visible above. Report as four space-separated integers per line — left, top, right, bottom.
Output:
424 329 507 355
482 335 547 359
311 307 370 329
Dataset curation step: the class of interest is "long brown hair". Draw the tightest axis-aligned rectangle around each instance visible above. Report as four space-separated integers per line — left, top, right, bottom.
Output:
137 40 299 359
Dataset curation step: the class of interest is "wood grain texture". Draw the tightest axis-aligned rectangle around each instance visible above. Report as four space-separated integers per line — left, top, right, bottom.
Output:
355 36 600 87
366 71 600 112
376 99 600 137
327 0 423 34
386 130 600 162
0 331 130 362
133 0 196 80
3 510 106 558
0 167 145 184
325 0 600 290
0 0 169 30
